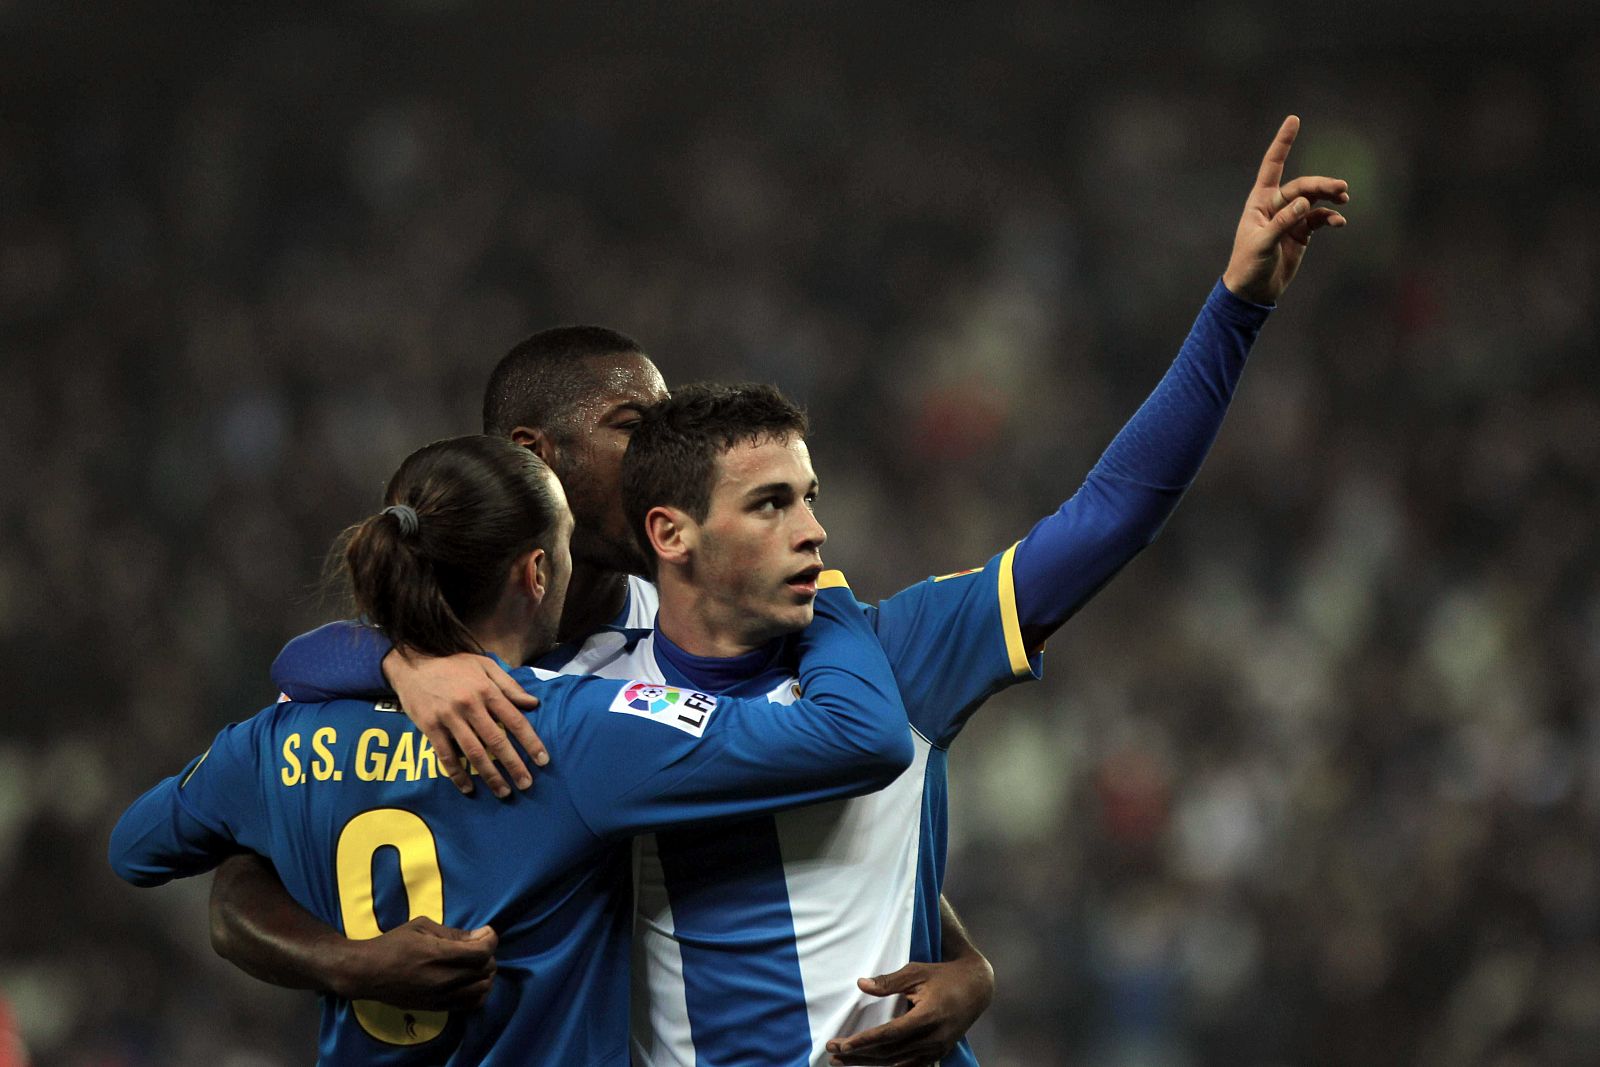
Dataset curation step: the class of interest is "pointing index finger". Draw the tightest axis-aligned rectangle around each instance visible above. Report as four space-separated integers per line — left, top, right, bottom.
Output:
1255 114 1301 192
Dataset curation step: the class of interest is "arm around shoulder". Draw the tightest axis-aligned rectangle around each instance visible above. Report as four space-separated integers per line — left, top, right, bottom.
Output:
271 620 392 702
793 578 914 783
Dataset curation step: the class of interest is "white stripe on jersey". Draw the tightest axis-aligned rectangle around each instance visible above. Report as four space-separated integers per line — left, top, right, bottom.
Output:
778 736 931 1057
620 575 660 628
631 834 694 1067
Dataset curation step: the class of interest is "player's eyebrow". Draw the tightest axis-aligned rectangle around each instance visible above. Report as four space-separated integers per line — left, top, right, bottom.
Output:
744 481 797 501
743 479 818 501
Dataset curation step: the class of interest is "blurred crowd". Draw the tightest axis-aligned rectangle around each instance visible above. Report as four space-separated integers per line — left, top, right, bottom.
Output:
3 2 1598 1065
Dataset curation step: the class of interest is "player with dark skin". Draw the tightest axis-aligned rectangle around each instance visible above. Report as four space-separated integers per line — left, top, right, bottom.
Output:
213 115 1345 1065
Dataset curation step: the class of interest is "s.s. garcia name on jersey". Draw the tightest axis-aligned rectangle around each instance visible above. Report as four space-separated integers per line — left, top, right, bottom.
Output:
277 683 722 788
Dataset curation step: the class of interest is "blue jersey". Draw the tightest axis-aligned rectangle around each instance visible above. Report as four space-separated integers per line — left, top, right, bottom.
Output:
269 282 1272 1064
109 586 912 1066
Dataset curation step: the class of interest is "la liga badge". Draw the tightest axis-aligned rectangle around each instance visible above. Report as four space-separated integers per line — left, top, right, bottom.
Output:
609 682 718 738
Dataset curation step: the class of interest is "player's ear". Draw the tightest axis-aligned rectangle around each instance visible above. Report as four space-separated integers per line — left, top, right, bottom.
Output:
645 506 695 570
515 548 549 604
511 426 557 466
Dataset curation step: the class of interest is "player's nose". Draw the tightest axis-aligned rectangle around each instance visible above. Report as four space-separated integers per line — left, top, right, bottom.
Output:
795 509 826 551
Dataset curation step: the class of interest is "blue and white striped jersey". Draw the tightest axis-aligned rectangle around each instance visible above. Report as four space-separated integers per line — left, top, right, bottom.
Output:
542 561 1040 1067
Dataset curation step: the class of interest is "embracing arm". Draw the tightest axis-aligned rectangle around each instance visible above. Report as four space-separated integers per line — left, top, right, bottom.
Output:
828 895 994 1066
210 854 359 992
1015 115 1348 648
210 854 497 1010
108 722 264 887
110 715 497 1009
272 620 544 798
571 578 914 837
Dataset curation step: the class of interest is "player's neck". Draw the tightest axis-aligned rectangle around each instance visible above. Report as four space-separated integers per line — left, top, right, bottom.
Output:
656 614 764 659
556 560 630 643
468 609 542 669
654 573 774 659
472 630 532 670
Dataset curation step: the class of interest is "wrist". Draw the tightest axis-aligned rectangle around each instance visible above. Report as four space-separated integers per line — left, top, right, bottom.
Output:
1221 269 1265 305
322 935 374 1000
1212 276 1276 326
380 647 406 690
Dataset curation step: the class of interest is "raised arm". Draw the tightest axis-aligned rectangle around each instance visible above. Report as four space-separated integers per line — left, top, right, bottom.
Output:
1013 114 1347 648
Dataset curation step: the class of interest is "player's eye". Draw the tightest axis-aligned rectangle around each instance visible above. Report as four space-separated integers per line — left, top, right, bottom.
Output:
804 493 818 511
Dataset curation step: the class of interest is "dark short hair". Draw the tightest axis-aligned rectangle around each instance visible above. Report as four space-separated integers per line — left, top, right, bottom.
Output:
337 435 564 657
481 325 645 438
621 383 808 572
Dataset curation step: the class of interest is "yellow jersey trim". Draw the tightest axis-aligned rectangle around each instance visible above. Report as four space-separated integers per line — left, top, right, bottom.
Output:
933 566 982 583
817 570 850 591
997 542 1032 676
180 748 212 789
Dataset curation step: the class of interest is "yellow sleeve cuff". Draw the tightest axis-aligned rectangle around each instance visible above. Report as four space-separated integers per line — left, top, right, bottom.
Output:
997 542 1033 677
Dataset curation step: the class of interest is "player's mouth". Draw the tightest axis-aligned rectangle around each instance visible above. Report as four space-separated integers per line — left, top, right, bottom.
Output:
785 564 824 597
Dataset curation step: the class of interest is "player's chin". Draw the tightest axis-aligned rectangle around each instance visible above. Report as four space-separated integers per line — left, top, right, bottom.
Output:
777 599 815 631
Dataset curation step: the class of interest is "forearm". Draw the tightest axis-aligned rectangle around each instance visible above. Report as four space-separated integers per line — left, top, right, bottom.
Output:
108 773 232 887
794 586 914 774
210 853 357 996
939 895 991 970
271 620 394 702
1014 281 1271 639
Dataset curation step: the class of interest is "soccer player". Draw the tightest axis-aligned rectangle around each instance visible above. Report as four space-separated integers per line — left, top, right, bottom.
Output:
110 434 916 1064
222 115 1348 1065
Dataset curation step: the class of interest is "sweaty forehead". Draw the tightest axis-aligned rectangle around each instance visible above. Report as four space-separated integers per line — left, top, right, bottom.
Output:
578 353 668 415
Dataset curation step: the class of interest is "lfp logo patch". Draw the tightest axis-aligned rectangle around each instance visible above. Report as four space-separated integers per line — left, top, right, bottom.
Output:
609 682 718 738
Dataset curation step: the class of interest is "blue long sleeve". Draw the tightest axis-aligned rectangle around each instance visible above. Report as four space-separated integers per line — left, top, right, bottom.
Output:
271 620 393 702
109 772 227 886
109 719 266 887
1013 280 1271 635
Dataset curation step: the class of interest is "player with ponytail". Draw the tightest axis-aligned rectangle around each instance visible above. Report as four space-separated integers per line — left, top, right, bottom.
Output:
338 435 570 663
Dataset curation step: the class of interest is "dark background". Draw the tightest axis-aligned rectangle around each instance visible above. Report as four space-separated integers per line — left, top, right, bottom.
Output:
3 2 1598 1064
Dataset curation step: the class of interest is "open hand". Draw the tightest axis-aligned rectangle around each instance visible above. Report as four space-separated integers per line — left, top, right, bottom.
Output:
383 649 547 798
1222 115 1349 305
826 955 995 1066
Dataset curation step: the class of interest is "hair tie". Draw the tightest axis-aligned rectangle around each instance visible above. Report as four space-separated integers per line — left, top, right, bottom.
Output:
383 503 421 537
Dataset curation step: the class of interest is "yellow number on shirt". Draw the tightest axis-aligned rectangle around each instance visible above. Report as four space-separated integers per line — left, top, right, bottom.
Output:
335 808 448 1044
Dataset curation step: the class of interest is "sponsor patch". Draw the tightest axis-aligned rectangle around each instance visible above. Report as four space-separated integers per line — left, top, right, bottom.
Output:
609 682 718 738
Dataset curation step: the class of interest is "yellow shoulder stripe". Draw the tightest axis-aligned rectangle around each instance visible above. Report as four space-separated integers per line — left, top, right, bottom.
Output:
817 570 850 591
997 542 1032 676
933 566 982 583
179 748 212 789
